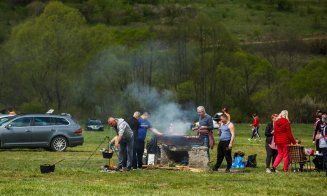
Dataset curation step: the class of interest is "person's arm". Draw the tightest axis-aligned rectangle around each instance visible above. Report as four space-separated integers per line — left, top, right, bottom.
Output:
150 128 162 135
115 135 122 148
207 117 214 131
115 122 126 147
313 121 320 141
228 123 235 149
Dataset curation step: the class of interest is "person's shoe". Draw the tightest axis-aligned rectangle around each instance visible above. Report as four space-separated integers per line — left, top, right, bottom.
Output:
120 167 127 172
266 168 271 173
225 169 231 173
212 166 219 171
115 167 122 171
271 167 276 173
248 138 252 141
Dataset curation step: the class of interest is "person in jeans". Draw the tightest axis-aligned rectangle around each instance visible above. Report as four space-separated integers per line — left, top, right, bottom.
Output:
271 110 297 172
213 113 236 172
108 117 134 171
193 106 214 160
135 112 162 168
317 115 327 176
265 114 278 173
249 113 260 141
127 111 140 169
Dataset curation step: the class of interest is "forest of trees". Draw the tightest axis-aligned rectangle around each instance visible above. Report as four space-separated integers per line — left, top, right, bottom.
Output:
0 0 326 122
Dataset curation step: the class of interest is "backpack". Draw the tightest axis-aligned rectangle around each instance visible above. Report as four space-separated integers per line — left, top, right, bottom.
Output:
246 154 257 168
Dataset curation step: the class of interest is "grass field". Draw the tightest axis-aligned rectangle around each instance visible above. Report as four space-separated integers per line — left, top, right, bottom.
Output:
201 1 327 41
0 123 326 195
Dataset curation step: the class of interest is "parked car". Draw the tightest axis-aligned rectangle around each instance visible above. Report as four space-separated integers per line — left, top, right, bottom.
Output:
0 114 16 124
0 114 84 151
85 119 104 131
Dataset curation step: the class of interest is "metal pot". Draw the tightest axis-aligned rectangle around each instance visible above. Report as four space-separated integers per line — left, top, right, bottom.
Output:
40 164 55 173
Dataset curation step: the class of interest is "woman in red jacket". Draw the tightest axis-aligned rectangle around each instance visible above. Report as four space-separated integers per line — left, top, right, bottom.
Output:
272 110 297 172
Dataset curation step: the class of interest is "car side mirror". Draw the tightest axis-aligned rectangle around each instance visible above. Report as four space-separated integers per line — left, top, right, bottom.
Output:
5 124 12 129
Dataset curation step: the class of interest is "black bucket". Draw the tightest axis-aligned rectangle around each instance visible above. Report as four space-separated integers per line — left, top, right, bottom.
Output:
102 151 113 159
40 164 55 173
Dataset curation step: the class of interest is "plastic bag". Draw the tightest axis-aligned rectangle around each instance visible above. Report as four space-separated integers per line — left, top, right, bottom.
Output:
232 155 245 169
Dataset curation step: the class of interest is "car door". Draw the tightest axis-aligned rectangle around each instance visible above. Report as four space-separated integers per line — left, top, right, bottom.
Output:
31 117 54 145
1 117 33 147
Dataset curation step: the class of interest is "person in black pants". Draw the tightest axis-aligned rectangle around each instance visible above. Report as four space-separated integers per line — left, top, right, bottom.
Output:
265 114 278 173
127 111 140 170
135 112 162 168
213 114 235 172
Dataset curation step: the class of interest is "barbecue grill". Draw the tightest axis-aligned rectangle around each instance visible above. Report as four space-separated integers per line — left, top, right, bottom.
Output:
157 135 203 151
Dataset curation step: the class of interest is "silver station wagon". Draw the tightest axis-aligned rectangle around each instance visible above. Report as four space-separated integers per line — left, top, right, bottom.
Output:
0 114 84 151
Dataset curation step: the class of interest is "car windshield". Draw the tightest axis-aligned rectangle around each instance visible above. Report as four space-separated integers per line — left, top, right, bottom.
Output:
0 116 16 126
88 120 102 125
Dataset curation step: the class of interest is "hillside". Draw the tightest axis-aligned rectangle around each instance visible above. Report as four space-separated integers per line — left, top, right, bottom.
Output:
0 0 326 122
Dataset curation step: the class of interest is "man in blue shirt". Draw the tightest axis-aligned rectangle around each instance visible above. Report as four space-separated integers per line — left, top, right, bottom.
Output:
135 112 162 168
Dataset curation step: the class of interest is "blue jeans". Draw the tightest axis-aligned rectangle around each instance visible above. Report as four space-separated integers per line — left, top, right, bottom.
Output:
118 138 134 169
251 127 260 139
200 134 210 160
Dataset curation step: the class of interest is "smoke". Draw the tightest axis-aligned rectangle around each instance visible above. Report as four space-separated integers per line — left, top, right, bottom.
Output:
125 83 196 135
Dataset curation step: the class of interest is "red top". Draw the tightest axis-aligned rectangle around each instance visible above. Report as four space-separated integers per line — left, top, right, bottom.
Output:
273 117 296 145
251 117 260 127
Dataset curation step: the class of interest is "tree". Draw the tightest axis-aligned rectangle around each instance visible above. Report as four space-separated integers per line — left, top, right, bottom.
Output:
291 59 327 101
6 1 89 110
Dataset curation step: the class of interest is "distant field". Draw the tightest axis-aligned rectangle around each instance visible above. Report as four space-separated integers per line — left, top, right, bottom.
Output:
199 1 327 41
0 123 325 195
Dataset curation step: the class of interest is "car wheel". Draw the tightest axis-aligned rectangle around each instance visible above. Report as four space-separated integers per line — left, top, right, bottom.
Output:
99 128 104 131
51 136 68 152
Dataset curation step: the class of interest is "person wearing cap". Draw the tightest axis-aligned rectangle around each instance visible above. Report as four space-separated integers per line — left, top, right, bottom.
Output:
265 114 278 173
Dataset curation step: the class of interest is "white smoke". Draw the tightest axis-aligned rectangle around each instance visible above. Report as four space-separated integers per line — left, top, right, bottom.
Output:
125 83 196 135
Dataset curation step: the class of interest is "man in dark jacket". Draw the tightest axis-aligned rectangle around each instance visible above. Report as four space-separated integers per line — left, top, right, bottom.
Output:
265 114 278 173
127 111 140 170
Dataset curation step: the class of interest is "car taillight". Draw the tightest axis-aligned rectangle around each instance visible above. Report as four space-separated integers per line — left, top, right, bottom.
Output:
75 128 83 135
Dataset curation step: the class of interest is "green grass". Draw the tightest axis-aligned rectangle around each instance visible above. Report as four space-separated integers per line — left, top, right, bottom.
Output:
0 124 325 195
200 1 327 41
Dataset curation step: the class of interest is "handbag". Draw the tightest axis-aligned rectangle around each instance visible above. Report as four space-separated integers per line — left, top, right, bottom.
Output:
268 136 277 150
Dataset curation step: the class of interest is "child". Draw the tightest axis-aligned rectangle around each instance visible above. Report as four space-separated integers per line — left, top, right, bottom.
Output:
248 113 261 141
295 138 306 172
